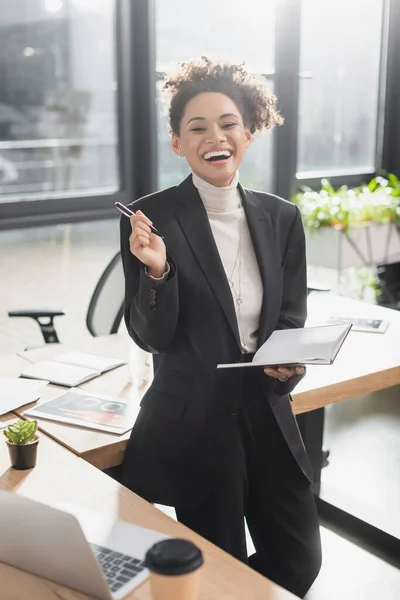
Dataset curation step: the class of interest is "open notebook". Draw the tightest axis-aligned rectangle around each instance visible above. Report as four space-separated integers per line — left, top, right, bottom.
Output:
52 352 126 373
20 361 101 387
217 323 352 369
20 353 126 387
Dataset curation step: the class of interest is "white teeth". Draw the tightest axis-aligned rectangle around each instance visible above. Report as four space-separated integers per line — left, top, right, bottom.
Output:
204 150 232 160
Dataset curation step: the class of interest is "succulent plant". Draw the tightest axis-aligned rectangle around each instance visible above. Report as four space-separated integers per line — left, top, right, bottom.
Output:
3 420 38 445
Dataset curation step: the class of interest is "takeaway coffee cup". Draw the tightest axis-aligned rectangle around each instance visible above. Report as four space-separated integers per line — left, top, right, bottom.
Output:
144 538 203 600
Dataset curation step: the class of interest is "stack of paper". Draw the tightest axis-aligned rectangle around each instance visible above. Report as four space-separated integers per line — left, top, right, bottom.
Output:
0 376 48 416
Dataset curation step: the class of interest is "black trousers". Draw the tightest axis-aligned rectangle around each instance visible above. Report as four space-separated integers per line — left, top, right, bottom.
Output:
175 369 322 599
296 408 326 494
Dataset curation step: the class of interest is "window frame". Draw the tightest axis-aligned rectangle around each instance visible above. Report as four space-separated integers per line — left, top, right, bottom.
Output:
0 0 157 230
382 0 400 178
284 0 392 199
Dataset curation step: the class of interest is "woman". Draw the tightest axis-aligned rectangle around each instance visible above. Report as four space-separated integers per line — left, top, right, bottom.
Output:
120 57 321 598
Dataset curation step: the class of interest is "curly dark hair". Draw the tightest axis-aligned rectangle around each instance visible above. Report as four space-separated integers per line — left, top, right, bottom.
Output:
162 56 284 136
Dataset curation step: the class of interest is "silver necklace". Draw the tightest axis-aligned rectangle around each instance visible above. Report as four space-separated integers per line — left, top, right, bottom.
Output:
227 201 243 310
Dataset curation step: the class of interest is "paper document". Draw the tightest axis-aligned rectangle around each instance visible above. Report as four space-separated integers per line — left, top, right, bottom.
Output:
217 324 352 369
20 361 101 387
52 351 126 373
326 316 389 334
0 376 48 415
25 388 137 434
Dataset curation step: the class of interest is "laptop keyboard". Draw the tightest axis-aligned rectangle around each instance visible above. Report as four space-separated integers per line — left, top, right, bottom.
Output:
90 543 146 593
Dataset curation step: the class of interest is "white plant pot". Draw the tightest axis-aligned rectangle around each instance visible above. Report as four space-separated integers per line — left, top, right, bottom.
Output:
305 223 400 269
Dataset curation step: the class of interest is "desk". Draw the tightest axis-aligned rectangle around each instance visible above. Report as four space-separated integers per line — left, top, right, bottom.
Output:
2 291 399 591
0 425 295 600
11 292 400 471
12 347 140 470
0 354 32 378
293 292 400 414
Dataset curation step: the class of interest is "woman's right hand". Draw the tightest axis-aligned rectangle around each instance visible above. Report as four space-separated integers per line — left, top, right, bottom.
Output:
129 210 167 277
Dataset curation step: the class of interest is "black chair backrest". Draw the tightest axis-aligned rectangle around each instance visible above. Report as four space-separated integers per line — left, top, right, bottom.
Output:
86 251 124 337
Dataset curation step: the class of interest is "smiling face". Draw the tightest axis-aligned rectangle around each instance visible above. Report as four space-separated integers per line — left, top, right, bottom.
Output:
172 92 252 187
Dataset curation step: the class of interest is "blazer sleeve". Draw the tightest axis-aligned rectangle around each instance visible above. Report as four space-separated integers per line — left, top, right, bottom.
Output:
271 205 308 396
120 215 179 353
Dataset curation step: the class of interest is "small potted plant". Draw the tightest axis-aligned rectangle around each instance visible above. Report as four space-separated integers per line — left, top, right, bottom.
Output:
3 420 39 470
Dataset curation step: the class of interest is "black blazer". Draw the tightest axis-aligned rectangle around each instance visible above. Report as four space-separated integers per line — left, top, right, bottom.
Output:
120 175 312 507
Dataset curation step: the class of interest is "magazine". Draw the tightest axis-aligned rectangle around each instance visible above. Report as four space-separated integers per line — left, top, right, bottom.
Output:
24 388 137 435
326 316 389 334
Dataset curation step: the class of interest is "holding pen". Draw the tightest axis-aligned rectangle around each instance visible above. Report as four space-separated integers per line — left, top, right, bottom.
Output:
118 200 168 279
115 201 163 238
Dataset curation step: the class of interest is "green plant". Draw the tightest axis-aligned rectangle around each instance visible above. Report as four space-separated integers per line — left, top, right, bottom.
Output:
3 420 38 445
292 173 400 232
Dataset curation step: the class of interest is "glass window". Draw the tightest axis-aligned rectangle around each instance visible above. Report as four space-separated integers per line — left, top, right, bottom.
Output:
156 0 276 192
0 0 119 199
156 0 275 75
297 0 384 176
156 81 191 190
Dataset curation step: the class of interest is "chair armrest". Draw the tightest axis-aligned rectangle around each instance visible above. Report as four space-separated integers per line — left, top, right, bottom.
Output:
8 309 65 318
8 309 65 344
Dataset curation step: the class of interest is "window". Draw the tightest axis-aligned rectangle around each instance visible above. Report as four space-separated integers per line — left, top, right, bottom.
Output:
156 81 190 190
297 0 384 177
0 0 119 200
155 0 276 191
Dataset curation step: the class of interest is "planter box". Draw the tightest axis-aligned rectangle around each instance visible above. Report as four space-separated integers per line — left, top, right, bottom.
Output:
305 223 400 270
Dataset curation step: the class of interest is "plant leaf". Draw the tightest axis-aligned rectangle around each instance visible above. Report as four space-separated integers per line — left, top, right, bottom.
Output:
3 419 38 445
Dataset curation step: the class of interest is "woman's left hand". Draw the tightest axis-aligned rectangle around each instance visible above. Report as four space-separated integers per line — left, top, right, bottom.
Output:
264 365 305 382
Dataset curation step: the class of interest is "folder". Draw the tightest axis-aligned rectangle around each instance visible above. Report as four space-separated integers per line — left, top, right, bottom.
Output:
217 323 352 369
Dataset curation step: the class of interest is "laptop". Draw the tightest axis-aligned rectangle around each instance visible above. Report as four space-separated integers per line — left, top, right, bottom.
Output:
0 490 169 599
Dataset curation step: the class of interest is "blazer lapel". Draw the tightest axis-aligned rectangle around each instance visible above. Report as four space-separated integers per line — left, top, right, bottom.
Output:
239 185 282 348
176 176 241 348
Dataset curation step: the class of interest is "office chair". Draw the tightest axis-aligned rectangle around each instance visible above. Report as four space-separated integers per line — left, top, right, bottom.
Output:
8 251 124 345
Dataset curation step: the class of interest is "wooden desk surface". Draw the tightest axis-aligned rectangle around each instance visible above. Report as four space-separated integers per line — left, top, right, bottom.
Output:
292 292 400 414
12 341 144 470
0 354 32 378
0 430 295 600
8 293 400 469
13 372 139 470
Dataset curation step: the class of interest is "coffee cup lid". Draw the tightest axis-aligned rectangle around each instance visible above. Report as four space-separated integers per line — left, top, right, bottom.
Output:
145 539 203 576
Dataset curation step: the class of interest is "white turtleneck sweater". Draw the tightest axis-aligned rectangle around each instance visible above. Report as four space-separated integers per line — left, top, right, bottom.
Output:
192 172 263 353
